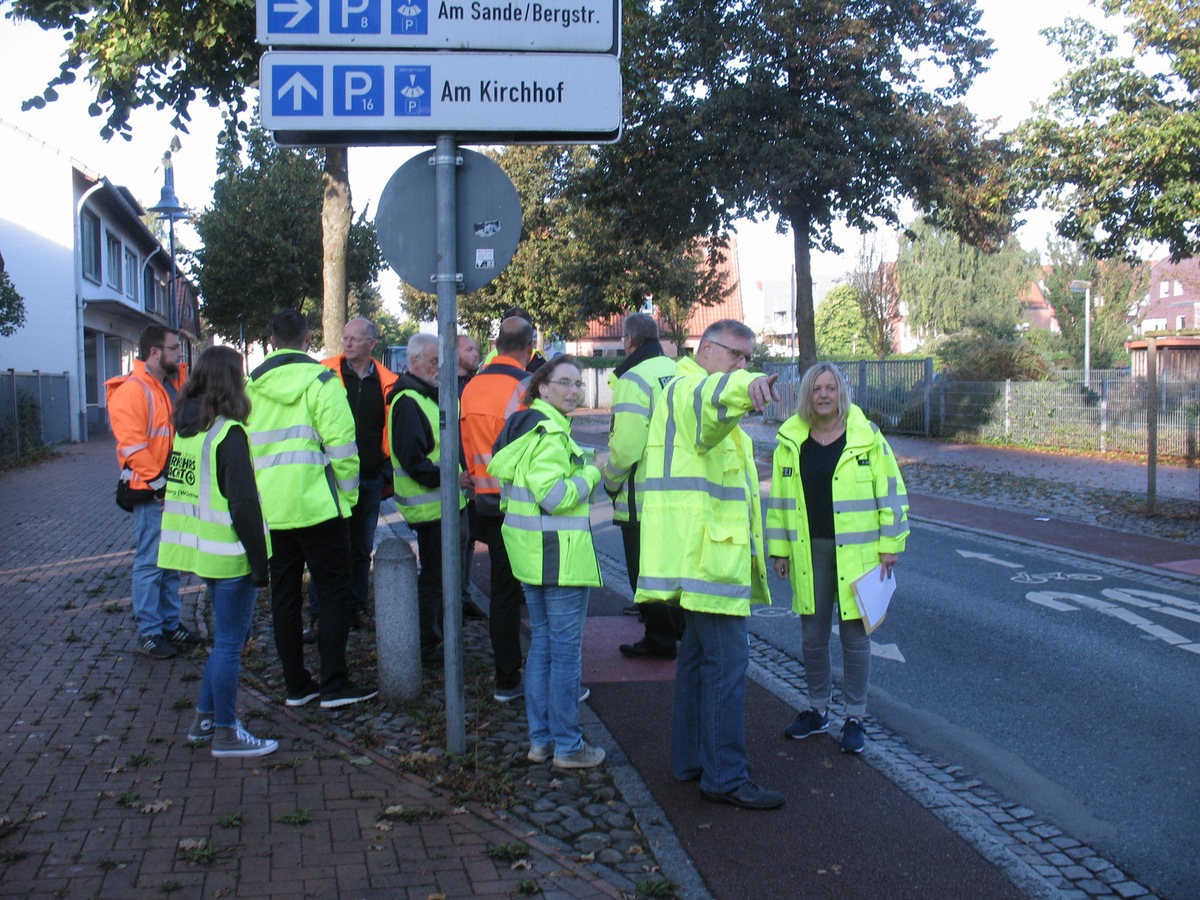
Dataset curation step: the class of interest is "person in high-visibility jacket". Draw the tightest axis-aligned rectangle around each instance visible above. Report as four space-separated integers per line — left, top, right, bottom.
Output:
461 316 534 703
158 345 277 758
316 317 399 632
634 320 785 811
246 308 377 711
489 356 606 770
105 323 198 660
388 333 469 667
768 362 909 755
601 312 683 659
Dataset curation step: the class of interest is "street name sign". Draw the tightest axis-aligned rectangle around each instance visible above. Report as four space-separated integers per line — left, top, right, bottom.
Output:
257 0 619 53
261 50 621 144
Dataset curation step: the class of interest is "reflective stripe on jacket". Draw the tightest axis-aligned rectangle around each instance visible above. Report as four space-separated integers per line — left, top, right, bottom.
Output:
105 359 186 494
487 399 603 587
460 355 531 516
766 404 909 618
633 356 770 615
602 351 676 524
246 349 360 529
388 386 465 523
158 417 272 579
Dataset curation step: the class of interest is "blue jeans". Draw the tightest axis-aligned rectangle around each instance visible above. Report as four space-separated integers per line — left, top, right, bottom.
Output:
308 472 383 617
198 575 258 728
672 609 750 794
523 584 589 755
132 500 182 637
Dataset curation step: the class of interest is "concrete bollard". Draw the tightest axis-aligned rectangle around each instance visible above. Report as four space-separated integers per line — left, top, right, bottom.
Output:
373 537 422 702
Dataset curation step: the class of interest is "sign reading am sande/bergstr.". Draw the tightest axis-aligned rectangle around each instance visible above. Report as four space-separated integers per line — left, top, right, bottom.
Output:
261 50 621 145
257 0 618 53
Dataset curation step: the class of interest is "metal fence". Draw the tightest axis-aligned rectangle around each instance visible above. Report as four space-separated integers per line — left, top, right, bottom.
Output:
0 370 72 461
763 359 936 433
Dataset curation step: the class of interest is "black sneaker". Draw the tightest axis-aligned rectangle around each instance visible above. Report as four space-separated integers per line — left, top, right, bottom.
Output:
136 633 177 659
165 624 203 648
784 708 829 740
840 717 866 754
320 681 379 709
285 680 321 708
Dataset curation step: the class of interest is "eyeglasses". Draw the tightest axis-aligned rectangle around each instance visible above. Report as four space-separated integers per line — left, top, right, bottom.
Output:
160 343 182 352
550 379 585 390
708 339 751 365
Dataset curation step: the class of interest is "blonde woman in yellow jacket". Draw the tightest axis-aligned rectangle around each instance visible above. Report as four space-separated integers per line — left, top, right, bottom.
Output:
767 363 909 754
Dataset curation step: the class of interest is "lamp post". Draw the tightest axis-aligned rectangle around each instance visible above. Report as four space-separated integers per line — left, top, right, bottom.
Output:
148 140 187 331
1069 279 1092 387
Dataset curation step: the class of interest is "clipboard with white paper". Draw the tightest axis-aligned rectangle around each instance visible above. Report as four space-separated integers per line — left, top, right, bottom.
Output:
851 564 896 634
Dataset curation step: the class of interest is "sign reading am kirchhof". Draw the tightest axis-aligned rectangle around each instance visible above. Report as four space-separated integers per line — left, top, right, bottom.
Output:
257 0 619 53
261 50 621 144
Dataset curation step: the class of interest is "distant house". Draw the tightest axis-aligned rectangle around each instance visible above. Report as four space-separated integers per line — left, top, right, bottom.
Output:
565 239 745 358
1019 279 1060 333
1136 258 1200 334
0 120 198 441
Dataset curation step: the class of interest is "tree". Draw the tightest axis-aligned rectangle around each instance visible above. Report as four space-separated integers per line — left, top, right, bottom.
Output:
815 285 869 359
1013 2 1200 261
650 0 1013 371
1041 239 1146 369
0 268 26 337
848 237 897 359
192 124 381 349
897 221 1039 341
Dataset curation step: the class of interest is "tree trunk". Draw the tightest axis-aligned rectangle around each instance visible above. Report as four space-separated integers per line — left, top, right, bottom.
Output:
322 147 351 355
788 207 817 371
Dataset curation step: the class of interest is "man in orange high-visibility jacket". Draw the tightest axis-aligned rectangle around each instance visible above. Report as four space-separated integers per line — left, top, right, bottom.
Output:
317 317 399 632
460 316 533 703
106 324 199 661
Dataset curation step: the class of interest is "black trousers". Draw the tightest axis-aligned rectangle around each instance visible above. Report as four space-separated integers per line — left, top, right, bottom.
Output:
269 516 352 696
413 507 471 659
476 513 525 690
622 522 684 654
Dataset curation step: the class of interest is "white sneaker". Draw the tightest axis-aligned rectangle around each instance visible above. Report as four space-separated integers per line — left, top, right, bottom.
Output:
211 722 279 758
552 742 605 769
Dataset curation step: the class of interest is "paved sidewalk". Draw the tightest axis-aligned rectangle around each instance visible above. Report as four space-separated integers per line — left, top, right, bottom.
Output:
0 438 621 899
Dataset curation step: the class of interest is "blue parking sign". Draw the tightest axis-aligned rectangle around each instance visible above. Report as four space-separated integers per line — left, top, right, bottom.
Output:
333 65 385 116
331 0 381 33
392 2 428 35
272 65 323 116
395 66 432 117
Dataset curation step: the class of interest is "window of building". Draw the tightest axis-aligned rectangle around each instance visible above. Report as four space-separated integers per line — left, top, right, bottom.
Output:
105 233 122 292
1160 281 1170 298
81 210 101 283
123 249 138 301
1175 281 1184 296
1178 315 1187 330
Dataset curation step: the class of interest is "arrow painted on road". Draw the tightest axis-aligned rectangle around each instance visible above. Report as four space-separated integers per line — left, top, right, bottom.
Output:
956 550 1025 568
278 72 318 110
275 0 313 29
871 640 905 662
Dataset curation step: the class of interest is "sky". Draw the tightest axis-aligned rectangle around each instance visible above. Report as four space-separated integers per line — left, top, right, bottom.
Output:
0 0 1112 310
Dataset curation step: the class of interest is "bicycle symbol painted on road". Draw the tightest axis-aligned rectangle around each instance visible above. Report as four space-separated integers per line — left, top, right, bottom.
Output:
1010 571 1104 585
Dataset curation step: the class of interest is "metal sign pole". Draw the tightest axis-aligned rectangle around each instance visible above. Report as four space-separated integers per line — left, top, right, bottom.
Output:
434 134 466 755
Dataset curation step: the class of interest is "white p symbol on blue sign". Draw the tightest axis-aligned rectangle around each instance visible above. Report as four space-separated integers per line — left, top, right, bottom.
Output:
333 66 384 116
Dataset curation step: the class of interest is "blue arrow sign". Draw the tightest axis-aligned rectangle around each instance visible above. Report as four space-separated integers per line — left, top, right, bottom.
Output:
266 0 318 33
271 64 324 115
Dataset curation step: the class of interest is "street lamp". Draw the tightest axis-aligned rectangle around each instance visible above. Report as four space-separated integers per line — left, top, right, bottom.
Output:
148 138 187 331
1069 279 1092 387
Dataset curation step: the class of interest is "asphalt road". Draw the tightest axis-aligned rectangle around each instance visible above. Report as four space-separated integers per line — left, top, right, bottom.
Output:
748 520 1200 899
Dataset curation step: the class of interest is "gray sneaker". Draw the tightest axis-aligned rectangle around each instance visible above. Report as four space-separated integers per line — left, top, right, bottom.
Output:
188 710 215 742
527 743 553 763
211 722 279 758
552 742 605 769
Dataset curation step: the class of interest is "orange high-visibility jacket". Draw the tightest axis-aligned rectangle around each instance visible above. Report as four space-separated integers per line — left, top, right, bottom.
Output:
459 354 531 517
320 354 399 457
105 359 187 494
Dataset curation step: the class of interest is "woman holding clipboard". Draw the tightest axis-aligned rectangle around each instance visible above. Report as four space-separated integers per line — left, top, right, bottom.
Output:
766 363 909 754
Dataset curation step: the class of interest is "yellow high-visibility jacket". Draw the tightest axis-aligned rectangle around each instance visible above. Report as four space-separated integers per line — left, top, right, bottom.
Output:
602 344 676 525
766 404 909 618
634 356 770 615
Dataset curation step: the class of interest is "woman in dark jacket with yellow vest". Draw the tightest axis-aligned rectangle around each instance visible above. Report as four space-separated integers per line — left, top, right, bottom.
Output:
488 356 606 770
766 363 909 754
159 346 276 758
